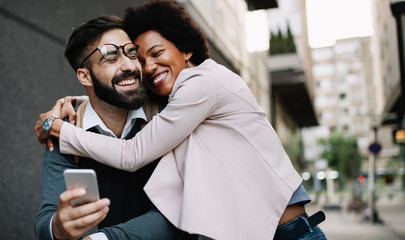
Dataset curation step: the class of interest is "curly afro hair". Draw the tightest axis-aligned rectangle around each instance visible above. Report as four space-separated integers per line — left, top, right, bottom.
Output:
123 0 209 65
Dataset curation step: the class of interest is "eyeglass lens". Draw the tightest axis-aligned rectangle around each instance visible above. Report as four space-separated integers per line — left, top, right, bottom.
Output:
99 44 139 61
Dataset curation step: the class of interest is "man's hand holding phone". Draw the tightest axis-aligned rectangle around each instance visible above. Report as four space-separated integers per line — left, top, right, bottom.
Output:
52 188 110 240
52 169 110 240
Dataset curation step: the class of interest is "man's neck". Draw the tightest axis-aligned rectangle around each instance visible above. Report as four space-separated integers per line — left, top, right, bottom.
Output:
88 95 128 138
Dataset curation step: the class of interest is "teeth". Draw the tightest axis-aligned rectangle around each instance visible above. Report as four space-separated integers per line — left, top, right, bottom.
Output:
153 72 167 84
117 79 136 86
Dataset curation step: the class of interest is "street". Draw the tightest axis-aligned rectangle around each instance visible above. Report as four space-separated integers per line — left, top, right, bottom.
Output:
306 191 405 240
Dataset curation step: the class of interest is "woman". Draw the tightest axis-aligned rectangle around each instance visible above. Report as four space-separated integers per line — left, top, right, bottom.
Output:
38 1 326 239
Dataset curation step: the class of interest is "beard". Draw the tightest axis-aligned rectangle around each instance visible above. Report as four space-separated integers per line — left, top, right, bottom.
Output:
90 68 147 110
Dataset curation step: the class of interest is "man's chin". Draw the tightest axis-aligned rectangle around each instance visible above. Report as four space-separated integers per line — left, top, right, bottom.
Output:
120 89 147 110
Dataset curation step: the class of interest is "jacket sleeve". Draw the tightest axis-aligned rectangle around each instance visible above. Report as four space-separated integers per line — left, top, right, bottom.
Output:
100 206 187 240
34 144 77 240
59 75 217 172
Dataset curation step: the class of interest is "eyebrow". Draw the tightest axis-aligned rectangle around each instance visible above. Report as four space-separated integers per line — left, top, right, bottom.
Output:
146 44 163 54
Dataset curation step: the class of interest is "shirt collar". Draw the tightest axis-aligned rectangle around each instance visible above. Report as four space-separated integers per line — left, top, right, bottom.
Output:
82 101 146 139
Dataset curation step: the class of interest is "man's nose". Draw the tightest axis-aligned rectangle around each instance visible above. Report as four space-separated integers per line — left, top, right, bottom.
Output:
118 53 137 72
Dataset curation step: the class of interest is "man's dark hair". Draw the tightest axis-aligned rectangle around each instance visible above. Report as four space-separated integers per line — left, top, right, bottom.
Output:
124 0 209 65
65 16 124 71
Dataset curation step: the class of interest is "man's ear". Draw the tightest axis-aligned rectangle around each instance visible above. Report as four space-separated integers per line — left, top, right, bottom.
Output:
76 68 93 87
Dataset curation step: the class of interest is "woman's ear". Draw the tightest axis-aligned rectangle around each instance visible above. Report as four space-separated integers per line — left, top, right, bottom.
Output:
185 52 194 68
76 68 93 87
185 52 193 61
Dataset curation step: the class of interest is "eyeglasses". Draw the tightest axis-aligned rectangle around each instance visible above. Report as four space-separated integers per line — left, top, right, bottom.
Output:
79 43 139 68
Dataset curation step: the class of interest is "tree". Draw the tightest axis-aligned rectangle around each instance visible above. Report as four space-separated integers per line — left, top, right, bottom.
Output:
286 24 296 53
282 133 305 171
317 132 359 179
269 23 297 55
269 29 282 55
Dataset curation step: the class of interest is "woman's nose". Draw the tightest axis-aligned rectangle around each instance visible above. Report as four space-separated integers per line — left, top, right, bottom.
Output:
144 60 157 74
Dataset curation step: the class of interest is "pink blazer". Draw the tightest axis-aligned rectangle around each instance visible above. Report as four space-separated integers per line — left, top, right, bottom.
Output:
60 59 302 239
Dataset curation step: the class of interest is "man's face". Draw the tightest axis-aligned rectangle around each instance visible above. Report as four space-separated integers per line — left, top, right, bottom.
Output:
84 29 146 109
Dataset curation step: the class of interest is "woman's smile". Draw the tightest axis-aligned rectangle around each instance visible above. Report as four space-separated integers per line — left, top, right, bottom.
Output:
152 71 168 86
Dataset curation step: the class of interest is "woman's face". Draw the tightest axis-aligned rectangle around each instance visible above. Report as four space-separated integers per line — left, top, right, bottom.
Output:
134 30 192 96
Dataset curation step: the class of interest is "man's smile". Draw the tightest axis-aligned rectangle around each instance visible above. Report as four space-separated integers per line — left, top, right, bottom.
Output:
116 78 137 86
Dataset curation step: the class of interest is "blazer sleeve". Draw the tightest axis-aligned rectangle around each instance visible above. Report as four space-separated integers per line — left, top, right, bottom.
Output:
100 206 185 240
34 144 77 240
59 75 217 172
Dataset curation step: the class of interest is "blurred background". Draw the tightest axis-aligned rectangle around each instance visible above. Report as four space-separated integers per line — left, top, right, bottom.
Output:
1 0 405 239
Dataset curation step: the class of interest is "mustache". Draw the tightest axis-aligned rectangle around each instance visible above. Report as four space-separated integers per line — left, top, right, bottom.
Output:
112 70 142 85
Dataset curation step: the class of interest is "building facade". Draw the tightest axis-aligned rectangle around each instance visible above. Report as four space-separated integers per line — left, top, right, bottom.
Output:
304 0 403 191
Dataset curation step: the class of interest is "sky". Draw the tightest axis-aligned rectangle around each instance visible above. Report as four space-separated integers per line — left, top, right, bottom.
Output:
246 0 375 51
246 10 270 52
306 0 374 48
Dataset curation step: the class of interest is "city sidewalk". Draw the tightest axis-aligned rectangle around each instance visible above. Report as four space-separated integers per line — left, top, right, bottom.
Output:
306 191 405 240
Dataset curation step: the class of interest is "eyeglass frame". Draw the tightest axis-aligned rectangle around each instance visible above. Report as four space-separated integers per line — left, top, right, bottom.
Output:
79 43 140 69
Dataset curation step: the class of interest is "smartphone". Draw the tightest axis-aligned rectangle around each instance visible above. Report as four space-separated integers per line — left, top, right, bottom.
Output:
63 169 100 207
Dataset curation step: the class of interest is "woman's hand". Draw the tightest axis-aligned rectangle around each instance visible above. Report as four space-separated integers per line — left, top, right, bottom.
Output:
49 119 64 139
61 96 78 125
34 96 78 151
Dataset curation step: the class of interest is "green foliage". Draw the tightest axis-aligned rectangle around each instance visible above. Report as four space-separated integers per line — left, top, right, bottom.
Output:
286 25 296 53
317 132 359 179
269 23 296 55
282 133 305 171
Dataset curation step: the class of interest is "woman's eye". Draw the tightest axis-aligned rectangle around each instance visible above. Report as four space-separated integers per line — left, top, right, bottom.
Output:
152 50 163 57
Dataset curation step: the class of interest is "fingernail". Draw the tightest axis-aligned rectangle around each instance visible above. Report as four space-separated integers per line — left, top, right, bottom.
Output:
77 188 86 195
102 199 110 206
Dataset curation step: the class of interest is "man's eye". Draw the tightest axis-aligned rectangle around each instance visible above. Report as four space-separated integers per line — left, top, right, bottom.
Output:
106 49 117 55
104 51 118 60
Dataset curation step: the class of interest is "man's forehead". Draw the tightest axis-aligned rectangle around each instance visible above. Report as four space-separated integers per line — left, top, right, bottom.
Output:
96 28 132 46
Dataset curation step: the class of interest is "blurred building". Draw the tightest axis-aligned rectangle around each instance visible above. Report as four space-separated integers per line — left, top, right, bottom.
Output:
311 37 373 139
268 0 404 190
371 0 402 159
306 0 402 186
367 0 402 184
267 0 319 170
372 0 401 125
307 0 403 188
364 1 402 184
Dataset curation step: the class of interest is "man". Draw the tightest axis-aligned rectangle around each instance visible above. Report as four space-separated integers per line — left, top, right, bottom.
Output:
34 16 192 240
